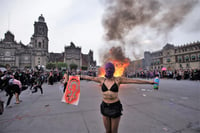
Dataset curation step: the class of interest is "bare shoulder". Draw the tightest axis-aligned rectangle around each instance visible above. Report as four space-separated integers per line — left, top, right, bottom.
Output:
98 77 105 83
114 77 122 84
93 76 105 83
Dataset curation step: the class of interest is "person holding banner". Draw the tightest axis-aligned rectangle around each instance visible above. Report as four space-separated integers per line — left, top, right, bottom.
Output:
80 62 154 133
62 72 68 93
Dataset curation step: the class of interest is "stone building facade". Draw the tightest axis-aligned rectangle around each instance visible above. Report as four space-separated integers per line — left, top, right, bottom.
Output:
0 31 31 69
144 41 200 71
127 59 144 73
63 42 96 70
49 52 64 63
0 15 49 69
81 50 96 70
64 42 82 69
0 15 96 70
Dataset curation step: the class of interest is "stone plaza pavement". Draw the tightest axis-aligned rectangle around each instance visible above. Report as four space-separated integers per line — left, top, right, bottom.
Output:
0 79 200 133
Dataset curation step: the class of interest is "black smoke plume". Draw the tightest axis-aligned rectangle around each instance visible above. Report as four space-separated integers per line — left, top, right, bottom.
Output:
101 0 198 60
102 46 130 63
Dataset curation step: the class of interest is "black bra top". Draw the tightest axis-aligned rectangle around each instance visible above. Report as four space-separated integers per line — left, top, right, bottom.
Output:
102 79 118 92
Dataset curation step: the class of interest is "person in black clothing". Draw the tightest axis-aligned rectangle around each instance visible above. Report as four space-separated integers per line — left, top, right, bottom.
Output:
29 73 36 90
14 70 20 80
0 70 4 91
198 69 200 80
6 83 21 107
0 98 4 115
1 72 22 107
48 71 54 85
32 73 44 95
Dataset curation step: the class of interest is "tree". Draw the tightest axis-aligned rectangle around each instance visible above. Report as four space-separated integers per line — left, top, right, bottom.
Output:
81 66 88 70
56 62 68 70
24 66 30 69
70 63 78 70
46 62 56 70
0 64 5 67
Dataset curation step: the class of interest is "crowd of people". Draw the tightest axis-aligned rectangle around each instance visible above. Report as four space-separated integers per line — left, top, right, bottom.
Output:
1 67 199 109
126 69 200 81
0 69 68 109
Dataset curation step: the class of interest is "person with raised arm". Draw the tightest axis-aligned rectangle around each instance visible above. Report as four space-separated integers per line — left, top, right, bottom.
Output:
80 62 154 133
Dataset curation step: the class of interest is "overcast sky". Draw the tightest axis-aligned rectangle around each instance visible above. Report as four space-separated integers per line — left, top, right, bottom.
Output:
0 0 200 65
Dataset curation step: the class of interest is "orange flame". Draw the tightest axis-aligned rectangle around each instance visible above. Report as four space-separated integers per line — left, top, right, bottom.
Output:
98 59 130 77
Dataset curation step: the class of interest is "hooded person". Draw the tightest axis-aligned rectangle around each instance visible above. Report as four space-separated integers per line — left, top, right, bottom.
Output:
80 61 154 133
105 62 115 79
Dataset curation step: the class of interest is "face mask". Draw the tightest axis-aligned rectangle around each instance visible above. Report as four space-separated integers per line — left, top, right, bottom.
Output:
105 62 115 79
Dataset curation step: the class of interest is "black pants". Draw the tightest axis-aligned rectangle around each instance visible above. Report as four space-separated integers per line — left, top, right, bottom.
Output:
63 82 67 93
6 84 20 106
32 85 43 94
48 77 53 85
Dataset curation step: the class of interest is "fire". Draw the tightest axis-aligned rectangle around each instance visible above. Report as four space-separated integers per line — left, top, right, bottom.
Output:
98 59 130 77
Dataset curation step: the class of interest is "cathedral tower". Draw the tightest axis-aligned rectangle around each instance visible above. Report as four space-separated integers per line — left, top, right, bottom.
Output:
30 14 49 68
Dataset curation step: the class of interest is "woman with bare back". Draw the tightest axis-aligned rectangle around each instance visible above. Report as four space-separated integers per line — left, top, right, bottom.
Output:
81 62 154 133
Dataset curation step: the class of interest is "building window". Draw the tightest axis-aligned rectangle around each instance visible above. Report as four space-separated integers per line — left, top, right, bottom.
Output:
5 51 11 56
185 56 189 62
185 48 187 52
180 64 182 68
167 58 170 62
38 42 41 48
191 55 196 61
178 57 182 62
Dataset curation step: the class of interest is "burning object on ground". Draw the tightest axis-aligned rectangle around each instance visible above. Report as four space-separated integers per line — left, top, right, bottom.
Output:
98 46 130 77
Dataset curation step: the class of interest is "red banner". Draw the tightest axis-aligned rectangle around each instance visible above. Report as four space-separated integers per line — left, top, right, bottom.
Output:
61 76 80 105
